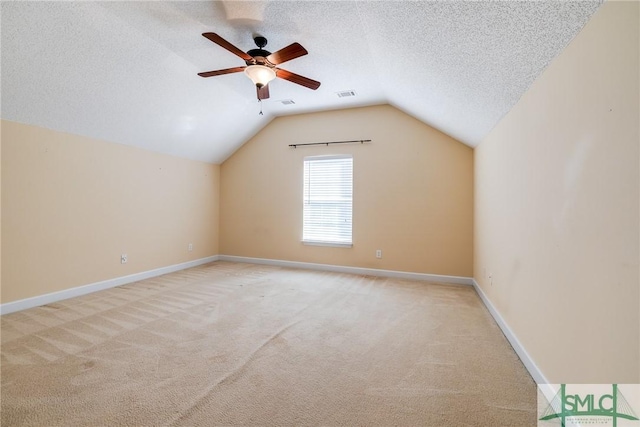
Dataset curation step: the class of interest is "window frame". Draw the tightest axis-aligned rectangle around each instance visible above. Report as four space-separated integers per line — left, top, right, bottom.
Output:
302 154 353 248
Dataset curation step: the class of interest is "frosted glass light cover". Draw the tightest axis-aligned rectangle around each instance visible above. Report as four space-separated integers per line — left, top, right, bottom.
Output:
244 65 276 87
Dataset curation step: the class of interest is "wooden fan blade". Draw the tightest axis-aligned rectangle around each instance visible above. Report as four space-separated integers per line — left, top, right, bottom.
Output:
275 68 321 90
257 84 270 100
266 43 308 65
202 33 252 61
198 66 246 78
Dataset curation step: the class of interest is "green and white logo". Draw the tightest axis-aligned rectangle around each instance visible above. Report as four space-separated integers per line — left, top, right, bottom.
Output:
538 384 640 427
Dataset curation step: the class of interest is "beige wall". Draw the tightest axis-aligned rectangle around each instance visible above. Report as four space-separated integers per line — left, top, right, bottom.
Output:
474 1 639 383
1 120 220 303
1 124 2 297
220 105 474 277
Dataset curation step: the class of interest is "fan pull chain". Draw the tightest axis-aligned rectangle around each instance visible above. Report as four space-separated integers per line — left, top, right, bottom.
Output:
258 99 263 116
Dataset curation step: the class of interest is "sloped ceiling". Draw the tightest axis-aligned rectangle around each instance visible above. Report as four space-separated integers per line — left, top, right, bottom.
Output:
1 1 602 164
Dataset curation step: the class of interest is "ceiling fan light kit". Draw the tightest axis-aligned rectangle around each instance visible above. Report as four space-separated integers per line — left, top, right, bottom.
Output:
198 33 321 106
244 65 276 88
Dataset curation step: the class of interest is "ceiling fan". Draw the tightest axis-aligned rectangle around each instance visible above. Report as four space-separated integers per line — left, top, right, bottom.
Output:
198 33 321 101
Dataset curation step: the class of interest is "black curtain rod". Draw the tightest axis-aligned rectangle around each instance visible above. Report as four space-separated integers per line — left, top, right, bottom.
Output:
289 139 371 148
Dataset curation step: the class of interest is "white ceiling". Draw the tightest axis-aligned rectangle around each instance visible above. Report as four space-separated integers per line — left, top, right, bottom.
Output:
1 1 602 164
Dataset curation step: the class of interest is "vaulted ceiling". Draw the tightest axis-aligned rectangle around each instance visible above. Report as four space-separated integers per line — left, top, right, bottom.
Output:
1 1 602 163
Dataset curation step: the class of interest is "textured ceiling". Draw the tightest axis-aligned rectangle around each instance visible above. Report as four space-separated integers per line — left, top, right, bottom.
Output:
1 1 602 163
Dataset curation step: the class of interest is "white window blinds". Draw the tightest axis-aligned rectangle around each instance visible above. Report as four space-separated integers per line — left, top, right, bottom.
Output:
303 155 353 246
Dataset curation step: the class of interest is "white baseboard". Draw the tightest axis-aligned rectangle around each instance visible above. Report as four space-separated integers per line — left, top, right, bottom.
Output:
0 255 220 315
472 278 549 385
218 255 473 285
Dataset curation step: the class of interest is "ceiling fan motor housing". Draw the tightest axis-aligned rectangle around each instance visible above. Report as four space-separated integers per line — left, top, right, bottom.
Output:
247 49 272 62
247 36 272 66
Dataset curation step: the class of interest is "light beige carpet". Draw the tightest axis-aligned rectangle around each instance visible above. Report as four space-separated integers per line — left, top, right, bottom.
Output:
1 261 536 426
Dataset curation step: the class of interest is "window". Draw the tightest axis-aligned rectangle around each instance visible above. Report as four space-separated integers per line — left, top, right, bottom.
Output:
303 155 353 246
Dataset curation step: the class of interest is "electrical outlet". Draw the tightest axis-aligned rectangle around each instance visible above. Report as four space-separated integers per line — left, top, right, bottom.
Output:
376 249 382 259
121 254 128 264
188 243 193 252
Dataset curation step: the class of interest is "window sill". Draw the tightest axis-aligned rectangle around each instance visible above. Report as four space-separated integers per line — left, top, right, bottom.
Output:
302 240 353 248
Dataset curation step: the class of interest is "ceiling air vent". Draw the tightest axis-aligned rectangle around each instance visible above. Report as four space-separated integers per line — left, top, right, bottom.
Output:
336 90 356 98
280 99 295 105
